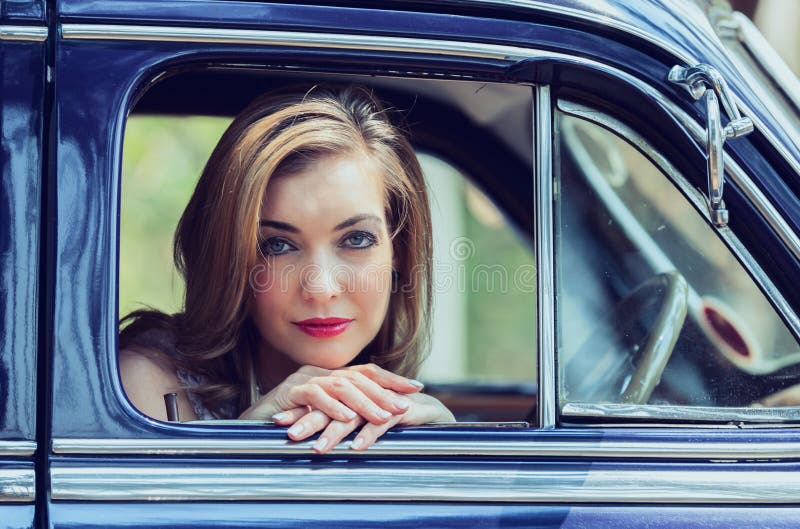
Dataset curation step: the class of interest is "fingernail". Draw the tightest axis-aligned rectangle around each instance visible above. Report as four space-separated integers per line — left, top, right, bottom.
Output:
393 398 410 410
271 412 288 421
409 379 424 388
344 409 357 420
288 424 304 437
313 437 329 452
351 437 364 450
377 409 392 420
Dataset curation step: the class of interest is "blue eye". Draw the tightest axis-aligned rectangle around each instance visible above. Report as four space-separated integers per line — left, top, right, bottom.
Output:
341 231 377 249
260 237 296 256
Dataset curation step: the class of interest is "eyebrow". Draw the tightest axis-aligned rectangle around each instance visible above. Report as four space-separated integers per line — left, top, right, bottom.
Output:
259 214 383 233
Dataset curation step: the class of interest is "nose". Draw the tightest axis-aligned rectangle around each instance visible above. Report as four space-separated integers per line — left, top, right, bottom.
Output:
299 253 344 302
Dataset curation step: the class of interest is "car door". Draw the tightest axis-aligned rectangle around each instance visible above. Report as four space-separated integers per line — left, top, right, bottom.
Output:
0 1 45 528
48 2 555 528
48 1 800 528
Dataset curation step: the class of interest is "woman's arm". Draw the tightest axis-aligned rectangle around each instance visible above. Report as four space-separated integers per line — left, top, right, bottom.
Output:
119 347 198 421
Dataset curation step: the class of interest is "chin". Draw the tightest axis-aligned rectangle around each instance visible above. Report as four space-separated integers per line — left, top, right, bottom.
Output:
291 347 363 370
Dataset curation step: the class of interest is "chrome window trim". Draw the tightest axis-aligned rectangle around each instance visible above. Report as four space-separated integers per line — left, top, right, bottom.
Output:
0 441 36 457
52 437 800 459
0 469 35 503
0 25 47 42
535 84 556 429
50 462 800 503
60 24 529 61
563 402 800 423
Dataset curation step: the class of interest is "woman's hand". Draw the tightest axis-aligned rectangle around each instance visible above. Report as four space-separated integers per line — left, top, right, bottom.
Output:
273 389 455 454
239 363 424 425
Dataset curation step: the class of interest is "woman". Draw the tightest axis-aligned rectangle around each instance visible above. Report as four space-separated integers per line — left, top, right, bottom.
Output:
119 84 454 453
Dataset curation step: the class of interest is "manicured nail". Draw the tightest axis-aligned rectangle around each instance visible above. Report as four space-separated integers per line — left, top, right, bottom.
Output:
313 437 329 452
271 412 288 421
343 409 357 420
351 437 364 450
377 409 392 420
394 398 410 410
288 424 304 437
409 379 424 388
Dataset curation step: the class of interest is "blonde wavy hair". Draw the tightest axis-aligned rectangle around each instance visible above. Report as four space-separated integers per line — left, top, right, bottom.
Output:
120 85 433 416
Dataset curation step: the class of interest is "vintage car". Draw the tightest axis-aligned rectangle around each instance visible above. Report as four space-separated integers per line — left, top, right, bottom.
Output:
3 0 800 526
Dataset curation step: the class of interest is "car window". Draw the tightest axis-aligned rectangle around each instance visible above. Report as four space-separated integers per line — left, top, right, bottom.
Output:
555 103 800 420
120 74 536 426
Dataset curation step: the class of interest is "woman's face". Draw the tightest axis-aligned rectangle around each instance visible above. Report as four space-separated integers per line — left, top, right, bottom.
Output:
250 152 394 373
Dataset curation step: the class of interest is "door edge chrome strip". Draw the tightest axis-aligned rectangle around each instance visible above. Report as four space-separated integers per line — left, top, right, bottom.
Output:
49 462 800 503
563 401 800 423
0 25 47 42
535 85 556 429
51 437 800 459
0 441 36 457
0 469 35 503
60 24 528 61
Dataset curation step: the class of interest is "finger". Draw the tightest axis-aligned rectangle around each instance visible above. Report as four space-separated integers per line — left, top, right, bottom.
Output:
290 384 358 423
330 370 411 414
286 409 331 441
347 363 424 394
310 376 395 425
271 406 310 425
350 415 401 451
312 416 364 454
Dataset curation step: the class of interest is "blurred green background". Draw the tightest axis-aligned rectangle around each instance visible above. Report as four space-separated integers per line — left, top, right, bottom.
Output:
120 116 231 315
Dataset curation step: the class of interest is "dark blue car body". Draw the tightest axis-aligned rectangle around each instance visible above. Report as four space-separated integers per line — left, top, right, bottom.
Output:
2 0 800 527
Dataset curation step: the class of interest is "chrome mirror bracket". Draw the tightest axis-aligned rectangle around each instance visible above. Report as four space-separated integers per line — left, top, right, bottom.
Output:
668 64 754 227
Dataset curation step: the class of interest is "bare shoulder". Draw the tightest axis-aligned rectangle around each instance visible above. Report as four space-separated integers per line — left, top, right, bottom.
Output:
119 346 198 421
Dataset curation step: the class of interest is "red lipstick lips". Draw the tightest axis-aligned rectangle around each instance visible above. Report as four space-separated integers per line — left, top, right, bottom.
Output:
293 317 353 338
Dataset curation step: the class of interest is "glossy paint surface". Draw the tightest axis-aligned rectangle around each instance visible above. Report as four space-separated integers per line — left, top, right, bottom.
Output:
0 0 44 23
0 40 41 441
46 1 800 528
0 37 41 529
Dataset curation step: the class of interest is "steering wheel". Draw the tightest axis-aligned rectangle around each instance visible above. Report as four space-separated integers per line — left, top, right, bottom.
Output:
563 271 689 404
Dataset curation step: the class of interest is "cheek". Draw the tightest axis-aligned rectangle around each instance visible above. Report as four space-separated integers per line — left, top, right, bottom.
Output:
349 261 393 314
249 262 293 321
